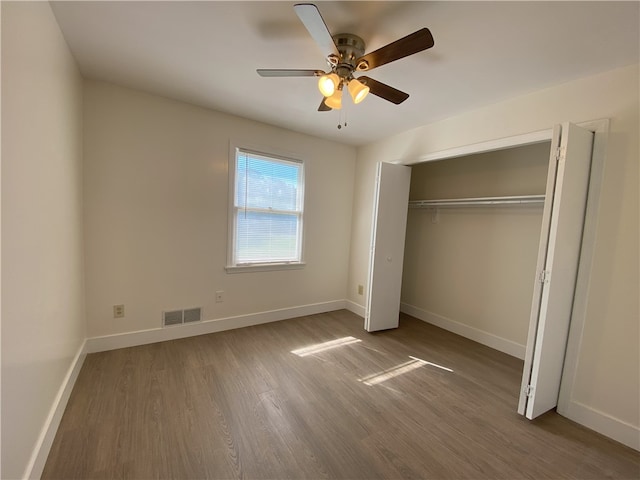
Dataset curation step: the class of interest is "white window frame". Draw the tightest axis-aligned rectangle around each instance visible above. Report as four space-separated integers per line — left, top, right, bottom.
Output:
226 142 306 273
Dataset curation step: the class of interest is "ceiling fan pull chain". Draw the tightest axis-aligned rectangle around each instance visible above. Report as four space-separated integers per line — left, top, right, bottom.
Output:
337 108 347 129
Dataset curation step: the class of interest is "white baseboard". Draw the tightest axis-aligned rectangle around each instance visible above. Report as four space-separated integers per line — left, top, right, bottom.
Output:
400 303 526 360
345 300 365 318
23 340 87 480
558 400 640 451
86 300 348 353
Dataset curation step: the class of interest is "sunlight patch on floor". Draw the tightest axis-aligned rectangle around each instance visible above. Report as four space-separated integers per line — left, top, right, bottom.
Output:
291 336 362 357
359 355 453 386
409 355 454 372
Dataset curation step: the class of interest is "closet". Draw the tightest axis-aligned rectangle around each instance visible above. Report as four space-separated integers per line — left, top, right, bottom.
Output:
403 141 550 359
365 122 596 420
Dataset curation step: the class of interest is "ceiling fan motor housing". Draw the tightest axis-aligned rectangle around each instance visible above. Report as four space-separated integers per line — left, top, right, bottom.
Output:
332 34 366 76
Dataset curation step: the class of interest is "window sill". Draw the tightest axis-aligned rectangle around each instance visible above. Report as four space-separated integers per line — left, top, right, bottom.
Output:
225 262 306 274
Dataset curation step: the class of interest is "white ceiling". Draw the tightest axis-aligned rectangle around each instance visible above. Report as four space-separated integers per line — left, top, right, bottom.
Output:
50 1 639 146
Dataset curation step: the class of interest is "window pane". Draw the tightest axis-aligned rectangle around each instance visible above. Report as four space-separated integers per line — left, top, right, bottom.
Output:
231 148 304 267
235 211 300 263
236 154 301 212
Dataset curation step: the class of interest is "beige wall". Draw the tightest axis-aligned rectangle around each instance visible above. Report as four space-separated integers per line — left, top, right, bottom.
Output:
403 143 550 354
349 64 639 447
83 81 356 338
408 143 550 200
1 2 86 478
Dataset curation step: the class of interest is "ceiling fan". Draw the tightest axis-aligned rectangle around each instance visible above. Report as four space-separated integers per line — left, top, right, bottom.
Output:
257 3 435 111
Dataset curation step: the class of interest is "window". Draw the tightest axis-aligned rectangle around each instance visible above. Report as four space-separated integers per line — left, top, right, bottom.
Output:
227 147 305 271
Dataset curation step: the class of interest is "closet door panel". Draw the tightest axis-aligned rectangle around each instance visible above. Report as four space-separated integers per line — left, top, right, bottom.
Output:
520 123 594 419
518 125 561 415
365 162 411 332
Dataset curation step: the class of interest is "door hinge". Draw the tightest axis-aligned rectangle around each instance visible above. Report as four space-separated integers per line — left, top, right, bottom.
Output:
524 385 535 397
555 146 566 162
539 270 550 284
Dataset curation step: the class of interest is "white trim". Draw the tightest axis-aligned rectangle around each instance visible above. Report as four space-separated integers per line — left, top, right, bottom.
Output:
23 341 87 480
400 303 526 360
225 261 305 273
402 128 554 165
345 300 365 318
559 401 640 451
86 300 347 353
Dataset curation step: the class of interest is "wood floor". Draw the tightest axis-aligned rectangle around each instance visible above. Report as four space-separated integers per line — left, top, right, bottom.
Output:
43 310 639 479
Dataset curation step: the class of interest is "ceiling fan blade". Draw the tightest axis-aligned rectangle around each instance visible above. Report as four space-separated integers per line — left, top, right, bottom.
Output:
358 76 409 105
257 69 324 77
318 98 332 111
294 3 339 58
356 28 434 71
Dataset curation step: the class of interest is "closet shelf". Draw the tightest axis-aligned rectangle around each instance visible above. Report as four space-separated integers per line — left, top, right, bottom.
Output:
409 194 545 208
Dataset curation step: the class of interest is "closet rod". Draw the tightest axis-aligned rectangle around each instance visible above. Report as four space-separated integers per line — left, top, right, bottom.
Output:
409 194 545 208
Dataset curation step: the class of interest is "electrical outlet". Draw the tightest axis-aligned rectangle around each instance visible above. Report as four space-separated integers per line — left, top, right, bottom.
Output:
215 290 224 303
358 284 364 295
113 304 125 318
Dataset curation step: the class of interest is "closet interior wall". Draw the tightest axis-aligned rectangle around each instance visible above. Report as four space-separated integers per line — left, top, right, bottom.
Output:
401 142 551 358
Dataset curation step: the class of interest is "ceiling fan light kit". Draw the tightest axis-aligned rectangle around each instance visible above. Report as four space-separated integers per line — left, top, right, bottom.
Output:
348 78 369 104
324 85 343 110
257 3 434 115
318 72 340 97
318 75 368 107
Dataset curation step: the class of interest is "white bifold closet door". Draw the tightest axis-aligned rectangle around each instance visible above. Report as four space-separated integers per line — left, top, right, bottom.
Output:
518 122 594 419
365 162 411 332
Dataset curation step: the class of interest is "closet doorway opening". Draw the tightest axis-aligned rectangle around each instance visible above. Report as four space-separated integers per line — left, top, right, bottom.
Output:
401 141 551 363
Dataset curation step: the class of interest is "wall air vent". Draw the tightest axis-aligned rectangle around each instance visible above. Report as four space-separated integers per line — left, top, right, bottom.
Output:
163 310 184 327
183 307 202 323
162 307 203 327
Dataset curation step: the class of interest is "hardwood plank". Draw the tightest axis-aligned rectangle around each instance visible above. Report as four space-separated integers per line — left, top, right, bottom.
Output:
42 311 640 479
